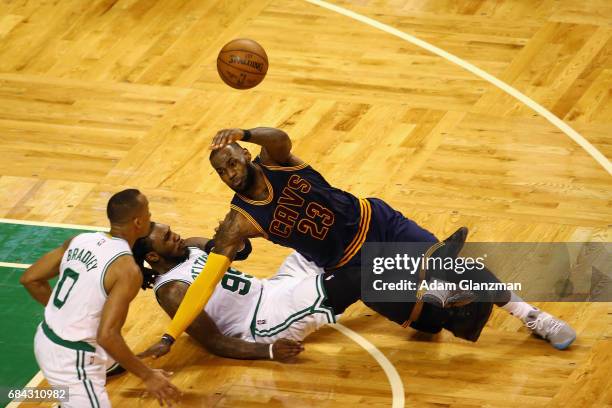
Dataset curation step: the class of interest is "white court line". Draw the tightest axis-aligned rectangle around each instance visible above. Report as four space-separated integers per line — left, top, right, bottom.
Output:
0 262 31 269
0 218 106 231
332 324 405 408
304 0 612 176
4 372 46 408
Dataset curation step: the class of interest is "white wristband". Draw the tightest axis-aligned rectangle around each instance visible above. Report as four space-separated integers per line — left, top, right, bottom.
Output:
268 344 274 360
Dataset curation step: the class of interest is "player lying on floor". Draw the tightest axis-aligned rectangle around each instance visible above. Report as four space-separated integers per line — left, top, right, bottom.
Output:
126 222 576 367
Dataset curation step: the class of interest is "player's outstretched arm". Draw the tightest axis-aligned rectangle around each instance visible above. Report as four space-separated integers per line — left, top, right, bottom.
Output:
20 237 72 305
156 282 304 362
98 255 180 407
210 127 304 166
184 236 253 261
142 209 262 358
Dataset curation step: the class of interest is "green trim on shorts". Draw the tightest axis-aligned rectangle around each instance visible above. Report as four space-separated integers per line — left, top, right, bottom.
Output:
316 274 336 324
76 350 82 380
253 275 333 337
254 308 315 337
249 287 264 340
76 349 100 408
84 378 100 408
42 320 95 352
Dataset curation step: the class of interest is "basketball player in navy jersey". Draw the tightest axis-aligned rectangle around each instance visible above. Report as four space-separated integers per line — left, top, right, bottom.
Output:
142 127 575 358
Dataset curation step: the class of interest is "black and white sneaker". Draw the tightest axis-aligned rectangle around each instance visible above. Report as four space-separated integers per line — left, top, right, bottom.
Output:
106 362 126 378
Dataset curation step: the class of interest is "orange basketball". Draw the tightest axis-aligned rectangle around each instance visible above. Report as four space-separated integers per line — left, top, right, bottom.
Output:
217 38 268 90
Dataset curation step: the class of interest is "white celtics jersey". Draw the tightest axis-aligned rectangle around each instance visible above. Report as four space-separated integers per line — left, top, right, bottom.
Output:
153 247 262 340
44 232 132 343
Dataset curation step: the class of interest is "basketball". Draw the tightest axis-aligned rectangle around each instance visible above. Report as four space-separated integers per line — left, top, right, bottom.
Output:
217 38 268 90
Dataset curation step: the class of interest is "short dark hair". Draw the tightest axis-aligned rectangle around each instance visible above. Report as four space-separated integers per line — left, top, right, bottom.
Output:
209 142 241 161
133 224 156 290
106 189 144 224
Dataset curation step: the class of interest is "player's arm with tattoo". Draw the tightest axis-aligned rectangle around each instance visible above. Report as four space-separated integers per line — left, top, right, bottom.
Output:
184 235 252 261
156 282 303 361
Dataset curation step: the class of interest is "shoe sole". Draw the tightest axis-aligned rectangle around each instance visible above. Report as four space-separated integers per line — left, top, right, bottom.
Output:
106 363 127 378
552 334 576 350
422 293 475 309
421 294 443 308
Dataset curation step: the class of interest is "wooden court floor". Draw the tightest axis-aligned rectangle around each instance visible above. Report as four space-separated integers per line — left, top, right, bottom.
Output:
0 0 610 407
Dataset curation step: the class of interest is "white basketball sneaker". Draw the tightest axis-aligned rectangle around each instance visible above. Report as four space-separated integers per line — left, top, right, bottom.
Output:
524 309 576 350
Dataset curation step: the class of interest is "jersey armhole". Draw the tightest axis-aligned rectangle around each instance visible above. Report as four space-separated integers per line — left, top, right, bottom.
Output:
230 204 269 238
153 279 192 303
99 252 132 298
255 155 308 171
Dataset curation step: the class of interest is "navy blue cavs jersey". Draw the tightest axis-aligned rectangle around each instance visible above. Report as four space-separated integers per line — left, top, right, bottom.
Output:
230 157 372 268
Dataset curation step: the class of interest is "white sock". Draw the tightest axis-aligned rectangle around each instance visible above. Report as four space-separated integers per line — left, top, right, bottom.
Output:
499 292 537 321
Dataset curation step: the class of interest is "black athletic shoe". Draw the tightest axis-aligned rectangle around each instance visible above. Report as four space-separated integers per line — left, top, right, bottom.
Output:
106 362 126 378
422 278 476 308
438 226 468 259
422 227 474 308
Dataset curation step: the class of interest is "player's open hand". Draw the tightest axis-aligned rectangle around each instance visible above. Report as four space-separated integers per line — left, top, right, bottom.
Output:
138 339 172 359
143 368 181 407
210 128 244 150
272 338 305 362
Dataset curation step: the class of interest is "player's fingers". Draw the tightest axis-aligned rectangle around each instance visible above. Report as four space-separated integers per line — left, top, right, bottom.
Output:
168 382 181 395
161 387 178 405
161 379 181 396
210 132 224 149
138 349 155 358
158 392 172 408
215 135 223 149
222 133 232 146
160 386 174 399
163 389 179 406
213 135 228 149
288 339 302 348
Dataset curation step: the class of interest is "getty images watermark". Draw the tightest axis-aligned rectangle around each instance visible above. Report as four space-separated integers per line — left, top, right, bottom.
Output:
371 252 521 293
361 242 611 303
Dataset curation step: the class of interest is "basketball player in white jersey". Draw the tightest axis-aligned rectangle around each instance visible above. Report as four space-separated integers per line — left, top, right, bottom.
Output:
136 222 575 362
20 189 180 408
134 222 306 361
